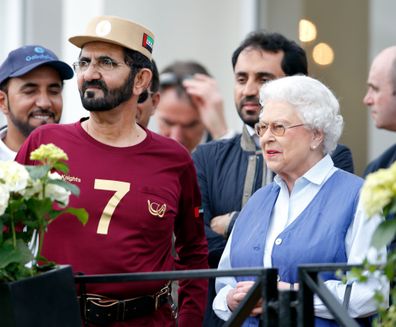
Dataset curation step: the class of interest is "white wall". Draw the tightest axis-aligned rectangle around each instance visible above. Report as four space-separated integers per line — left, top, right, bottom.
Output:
60 0 105 124
0 0 23 127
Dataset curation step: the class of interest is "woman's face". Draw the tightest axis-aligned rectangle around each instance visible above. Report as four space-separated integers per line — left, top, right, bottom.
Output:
258 100 323 183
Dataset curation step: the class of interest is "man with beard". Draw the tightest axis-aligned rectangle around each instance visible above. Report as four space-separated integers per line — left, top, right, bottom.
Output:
192 31 354 326
0 45 73 160
15 16 208 327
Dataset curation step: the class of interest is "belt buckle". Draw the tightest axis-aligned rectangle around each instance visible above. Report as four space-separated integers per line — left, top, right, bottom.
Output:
86 294 118 307
154 283 170 310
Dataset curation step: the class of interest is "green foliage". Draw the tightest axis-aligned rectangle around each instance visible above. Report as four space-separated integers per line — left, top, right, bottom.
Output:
0 144 88 282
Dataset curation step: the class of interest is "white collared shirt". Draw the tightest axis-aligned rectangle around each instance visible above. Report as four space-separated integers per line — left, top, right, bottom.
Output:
0 127 17 161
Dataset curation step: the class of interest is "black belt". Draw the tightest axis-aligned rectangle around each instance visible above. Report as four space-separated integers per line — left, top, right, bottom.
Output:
80 283 172 325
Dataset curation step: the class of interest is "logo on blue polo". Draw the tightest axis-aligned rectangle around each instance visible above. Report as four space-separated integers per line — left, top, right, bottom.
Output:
25 47 54 62
34 47 45 54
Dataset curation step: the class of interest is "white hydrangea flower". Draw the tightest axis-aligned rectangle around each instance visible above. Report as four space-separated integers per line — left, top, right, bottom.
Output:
45 172 70 207
0 161 30 195
23 178 43 199
361 162 396 217
0 184 10 216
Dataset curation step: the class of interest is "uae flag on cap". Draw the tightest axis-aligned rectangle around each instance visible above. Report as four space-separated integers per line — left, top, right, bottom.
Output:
142 33 154 53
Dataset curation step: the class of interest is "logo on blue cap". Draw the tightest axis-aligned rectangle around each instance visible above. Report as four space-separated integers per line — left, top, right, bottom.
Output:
25 46 54 62
34 47 45 54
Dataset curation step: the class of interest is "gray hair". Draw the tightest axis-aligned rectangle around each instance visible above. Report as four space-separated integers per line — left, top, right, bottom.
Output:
259 75 343 154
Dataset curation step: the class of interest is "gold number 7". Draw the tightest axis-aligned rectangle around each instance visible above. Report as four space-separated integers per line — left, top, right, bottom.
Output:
94 179 131 235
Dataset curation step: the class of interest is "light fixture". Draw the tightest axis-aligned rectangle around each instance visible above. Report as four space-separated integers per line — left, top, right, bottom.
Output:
299 19 317 42
312 43 334 66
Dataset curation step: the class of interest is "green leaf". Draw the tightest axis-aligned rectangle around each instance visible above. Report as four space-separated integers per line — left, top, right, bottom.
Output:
53 161 69 174
25 164 51 179
0 239 33 269
28 197 53 220
63 207 89 225
388 200 396 216
371 219 396 249
48 178 80 196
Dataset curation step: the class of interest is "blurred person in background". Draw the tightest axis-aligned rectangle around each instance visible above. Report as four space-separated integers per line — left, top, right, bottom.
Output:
156 60 234 152
363 46 396 176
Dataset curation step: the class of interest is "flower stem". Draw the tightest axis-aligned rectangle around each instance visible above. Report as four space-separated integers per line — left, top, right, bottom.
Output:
10 215 16 249
37 228 45 264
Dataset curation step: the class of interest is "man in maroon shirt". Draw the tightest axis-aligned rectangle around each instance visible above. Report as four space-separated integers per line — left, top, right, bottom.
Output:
16 15 208 327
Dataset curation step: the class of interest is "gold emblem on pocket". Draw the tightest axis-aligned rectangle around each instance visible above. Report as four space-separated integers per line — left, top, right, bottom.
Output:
147 200 167 218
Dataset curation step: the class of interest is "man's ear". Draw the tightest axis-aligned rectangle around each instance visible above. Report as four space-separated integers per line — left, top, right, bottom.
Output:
0 90 9 115
133 68 153 96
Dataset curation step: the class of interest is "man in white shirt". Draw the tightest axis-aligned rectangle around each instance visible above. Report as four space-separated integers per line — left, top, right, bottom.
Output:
0 45 73 160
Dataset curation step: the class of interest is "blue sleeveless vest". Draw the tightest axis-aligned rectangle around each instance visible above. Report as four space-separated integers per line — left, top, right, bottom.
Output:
230 170 363 327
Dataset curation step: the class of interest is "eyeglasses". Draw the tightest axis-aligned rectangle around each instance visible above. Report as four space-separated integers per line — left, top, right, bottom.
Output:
72 58 125 73
255 122 305 137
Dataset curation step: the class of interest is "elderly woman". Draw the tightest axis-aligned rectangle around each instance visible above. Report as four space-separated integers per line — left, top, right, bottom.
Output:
213 75 387 326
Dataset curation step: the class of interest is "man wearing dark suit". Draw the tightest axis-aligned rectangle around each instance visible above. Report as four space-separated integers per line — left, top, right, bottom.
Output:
363 46 396 176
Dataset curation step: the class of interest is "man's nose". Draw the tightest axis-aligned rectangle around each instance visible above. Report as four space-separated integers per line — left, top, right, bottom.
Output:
35 92 52 109
242 80 259 97
169 125 184 143
363 91 372 106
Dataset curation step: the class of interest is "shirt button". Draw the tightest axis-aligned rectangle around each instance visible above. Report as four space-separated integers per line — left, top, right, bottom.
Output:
275 238 282 245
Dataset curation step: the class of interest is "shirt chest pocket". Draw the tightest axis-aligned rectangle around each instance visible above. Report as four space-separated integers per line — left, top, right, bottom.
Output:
139 186 178 223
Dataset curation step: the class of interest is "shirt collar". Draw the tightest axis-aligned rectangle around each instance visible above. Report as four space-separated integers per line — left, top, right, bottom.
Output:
274 154 335 187
245 124 260 148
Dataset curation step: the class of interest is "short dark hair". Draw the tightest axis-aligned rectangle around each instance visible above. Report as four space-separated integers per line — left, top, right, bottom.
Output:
123 48 155 104
159 60 211 97
231 31 308 76
123 47 152 75
0 80 8 92
150 59 160 93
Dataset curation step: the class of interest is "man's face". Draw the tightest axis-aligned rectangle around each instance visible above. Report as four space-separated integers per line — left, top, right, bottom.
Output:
233 47 286 127
76 42 133 112
156 88 205 152
0 66 63 137
363 50 396 131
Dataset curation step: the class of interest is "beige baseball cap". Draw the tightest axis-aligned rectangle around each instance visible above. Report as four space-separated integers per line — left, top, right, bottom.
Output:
69 16 154 60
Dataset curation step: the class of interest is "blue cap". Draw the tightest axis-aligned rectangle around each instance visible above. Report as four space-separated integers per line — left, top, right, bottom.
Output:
0 45 74 85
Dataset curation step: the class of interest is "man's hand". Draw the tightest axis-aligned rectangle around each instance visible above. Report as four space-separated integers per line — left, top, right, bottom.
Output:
226 281 263 316
183 74 228 139
210 213 232 237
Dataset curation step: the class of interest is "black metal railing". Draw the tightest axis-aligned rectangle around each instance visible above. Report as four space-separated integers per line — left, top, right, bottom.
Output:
74 263 367 326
